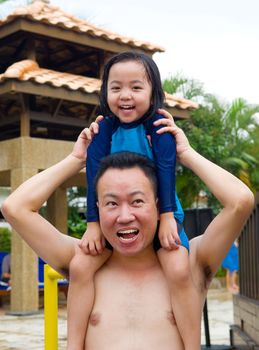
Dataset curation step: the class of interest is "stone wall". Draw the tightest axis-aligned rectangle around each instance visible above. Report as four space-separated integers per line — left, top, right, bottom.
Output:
231 294 259 349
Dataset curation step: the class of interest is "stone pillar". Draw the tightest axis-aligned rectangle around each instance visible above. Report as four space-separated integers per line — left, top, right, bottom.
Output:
46 187 68 235
10 167 39 315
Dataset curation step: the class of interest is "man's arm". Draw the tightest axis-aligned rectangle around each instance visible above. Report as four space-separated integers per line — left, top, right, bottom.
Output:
155 109 254 277
181 147 254 276
2 128 92 275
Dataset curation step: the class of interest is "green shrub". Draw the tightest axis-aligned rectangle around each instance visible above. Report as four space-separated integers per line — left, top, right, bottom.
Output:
0 227 11 252
68 209 86 239
215 266 226 277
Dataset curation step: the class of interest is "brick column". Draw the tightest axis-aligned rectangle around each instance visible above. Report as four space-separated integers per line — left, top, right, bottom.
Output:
46 187 68 235
10 167 39 315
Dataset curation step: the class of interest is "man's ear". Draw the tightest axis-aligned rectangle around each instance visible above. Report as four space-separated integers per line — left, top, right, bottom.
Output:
96 201 99 208
156 198 159 215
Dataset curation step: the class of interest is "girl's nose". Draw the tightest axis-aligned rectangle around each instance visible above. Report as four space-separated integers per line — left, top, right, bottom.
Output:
120 88 132 100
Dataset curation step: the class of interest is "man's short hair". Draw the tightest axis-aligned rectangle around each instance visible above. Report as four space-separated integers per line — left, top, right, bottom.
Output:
94 152 158 198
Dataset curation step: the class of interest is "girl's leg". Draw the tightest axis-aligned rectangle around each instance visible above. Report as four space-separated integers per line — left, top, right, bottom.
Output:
158 247 201 350
67 248 111 350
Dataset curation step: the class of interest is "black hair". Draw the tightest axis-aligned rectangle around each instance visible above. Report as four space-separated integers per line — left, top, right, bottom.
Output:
94 151 157 197
99 51 165 119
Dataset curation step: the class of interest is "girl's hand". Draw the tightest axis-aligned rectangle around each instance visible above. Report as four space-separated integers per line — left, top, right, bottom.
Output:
159 212 181 250
154 109 192 163
79 221 106 255
71 115 104 162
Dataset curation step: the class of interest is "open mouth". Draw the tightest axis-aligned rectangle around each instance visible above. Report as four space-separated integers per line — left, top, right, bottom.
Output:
117 229 139 242
119 105 135 110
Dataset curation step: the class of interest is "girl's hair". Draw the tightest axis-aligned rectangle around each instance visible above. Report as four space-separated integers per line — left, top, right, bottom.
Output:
99 51 165 118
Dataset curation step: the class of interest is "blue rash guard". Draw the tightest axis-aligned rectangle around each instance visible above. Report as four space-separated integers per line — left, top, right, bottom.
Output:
86 113 184 224
86 113 189 250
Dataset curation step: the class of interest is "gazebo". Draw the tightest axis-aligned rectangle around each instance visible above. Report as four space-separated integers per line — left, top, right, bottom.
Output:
0 0 197 314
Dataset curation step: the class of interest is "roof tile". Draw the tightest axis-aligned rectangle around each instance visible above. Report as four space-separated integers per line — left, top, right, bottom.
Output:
0 60 198 110
0 0 164 53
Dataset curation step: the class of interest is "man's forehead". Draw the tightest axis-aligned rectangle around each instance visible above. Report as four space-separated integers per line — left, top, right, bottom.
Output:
97 167 153 195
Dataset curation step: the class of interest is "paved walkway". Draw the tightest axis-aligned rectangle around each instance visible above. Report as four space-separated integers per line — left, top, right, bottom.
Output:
0 287 235 349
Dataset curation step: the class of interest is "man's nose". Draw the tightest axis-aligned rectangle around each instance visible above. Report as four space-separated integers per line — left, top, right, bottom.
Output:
117 204 135 223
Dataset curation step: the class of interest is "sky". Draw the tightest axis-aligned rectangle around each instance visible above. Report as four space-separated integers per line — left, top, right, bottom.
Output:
1 0 259 105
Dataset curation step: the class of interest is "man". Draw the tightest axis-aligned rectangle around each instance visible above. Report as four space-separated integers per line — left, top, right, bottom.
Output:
1 253 11 284
2 111 254 349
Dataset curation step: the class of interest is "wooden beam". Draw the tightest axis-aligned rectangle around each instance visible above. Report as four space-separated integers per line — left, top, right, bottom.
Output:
19 19 155 55
52 99 63 119
19 93 30 136
30 111 90 128
25 36 36 61
0 20 23 40
0 80 99 104
168 108 190 120
0 114 19 128
0 83 190 121
0 18 157 56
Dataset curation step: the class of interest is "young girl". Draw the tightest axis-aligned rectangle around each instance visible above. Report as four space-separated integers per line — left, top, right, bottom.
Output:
68 52 200 350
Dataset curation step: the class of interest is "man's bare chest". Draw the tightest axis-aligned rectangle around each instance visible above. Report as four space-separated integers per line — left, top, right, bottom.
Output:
90 268 175 329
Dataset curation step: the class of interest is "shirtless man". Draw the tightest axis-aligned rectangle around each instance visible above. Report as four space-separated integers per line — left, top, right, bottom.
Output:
2 111 254 349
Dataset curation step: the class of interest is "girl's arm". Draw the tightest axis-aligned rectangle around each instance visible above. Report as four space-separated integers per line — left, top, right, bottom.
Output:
155 110 254 276
146 114 178 214
86 117 114 222
1 128 92 275
147 114 182 249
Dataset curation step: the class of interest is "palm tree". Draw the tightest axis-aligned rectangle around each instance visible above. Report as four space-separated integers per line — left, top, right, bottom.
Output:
163 74 259 210
222 98 259 189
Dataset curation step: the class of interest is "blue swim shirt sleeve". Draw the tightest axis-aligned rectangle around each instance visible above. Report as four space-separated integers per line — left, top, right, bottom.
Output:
146 114 177 213
86 117 113 222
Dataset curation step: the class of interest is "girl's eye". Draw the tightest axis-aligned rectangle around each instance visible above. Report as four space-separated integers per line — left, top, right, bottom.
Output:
111 86 120 91
133 86 142 90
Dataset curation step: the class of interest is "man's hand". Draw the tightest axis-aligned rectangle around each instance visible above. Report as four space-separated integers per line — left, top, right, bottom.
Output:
159 213 181 250
79 221 106 255
71 115 104 162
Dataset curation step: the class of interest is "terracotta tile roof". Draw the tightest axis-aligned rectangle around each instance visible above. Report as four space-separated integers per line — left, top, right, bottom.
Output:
164 92 198 110
0 0 164 53
0 60 198 111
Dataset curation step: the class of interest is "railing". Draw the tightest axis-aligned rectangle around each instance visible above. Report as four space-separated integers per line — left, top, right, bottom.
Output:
44 264 63 350
239 193 259 300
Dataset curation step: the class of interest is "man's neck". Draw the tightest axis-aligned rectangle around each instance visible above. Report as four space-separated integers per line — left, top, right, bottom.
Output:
108 247 159 273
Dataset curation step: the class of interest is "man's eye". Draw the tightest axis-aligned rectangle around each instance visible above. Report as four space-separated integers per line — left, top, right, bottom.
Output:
106 201 117 207
133 199 144 205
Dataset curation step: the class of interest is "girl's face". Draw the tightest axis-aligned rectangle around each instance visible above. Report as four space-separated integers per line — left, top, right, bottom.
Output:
107 60 152 123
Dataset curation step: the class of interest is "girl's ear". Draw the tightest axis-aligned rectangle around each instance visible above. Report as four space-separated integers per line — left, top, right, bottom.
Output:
96 202 99 208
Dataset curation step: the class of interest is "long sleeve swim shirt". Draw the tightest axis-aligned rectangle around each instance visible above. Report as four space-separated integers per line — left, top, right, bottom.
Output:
86 114 184 223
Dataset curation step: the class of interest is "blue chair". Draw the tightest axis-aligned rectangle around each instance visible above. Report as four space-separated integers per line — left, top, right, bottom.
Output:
0 254 68 298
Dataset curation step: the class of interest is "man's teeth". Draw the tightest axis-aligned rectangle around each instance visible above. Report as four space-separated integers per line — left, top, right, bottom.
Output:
117 229 139 240
118 229 137 234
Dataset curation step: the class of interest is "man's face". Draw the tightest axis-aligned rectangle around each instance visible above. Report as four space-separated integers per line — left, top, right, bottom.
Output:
97 167 158 256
